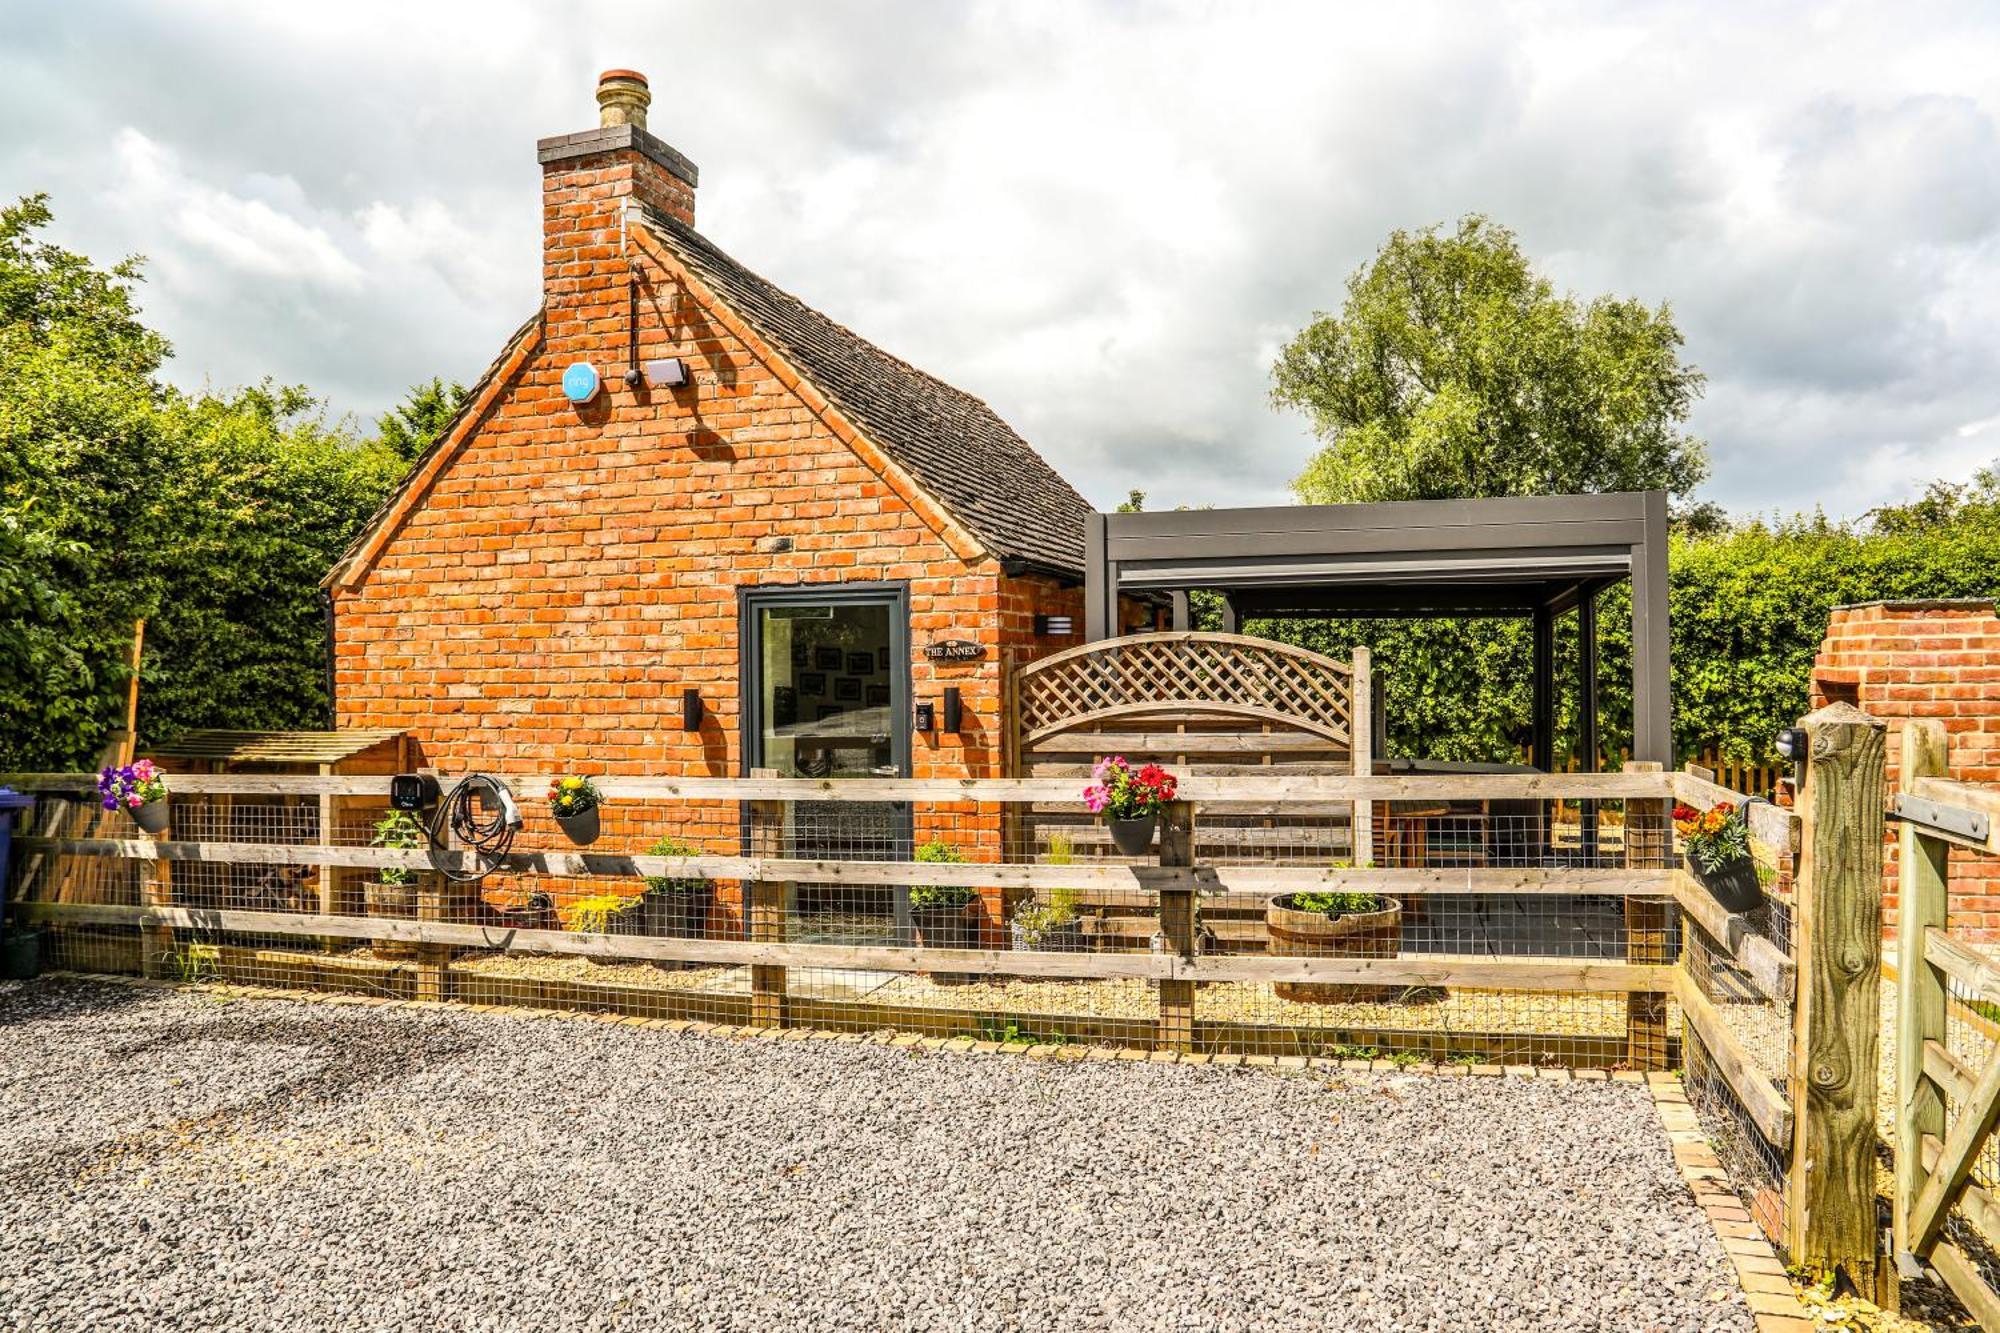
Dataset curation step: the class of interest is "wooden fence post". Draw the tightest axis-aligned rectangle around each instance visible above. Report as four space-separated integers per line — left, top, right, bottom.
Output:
1351 647 1374 867
1623 760 1671 1069
415 866 451 1004
140 819 173 980
748 795 789 1028
1155 799 1197 1053
1895 719 1949 1270
1789 701 1886 1291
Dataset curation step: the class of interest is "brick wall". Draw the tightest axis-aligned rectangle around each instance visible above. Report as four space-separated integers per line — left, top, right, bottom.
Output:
329 112 1076 940
1810 600 2000 940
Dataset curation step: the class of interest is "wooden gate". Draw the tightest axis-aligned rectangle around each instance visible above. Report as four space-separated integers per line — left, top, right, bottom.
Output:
1006 633 1367 951
1893 718 2000 1327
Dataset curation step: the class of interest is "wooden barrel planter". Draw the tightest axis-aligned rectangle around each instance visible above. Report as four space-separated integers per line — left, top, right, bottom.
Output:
1265 895 1403 1004
363 879 418 960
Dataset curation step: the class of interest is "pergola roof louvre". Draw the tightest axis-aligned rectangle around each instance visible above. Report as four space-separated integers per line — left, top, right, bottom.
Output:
1084 490 1671 768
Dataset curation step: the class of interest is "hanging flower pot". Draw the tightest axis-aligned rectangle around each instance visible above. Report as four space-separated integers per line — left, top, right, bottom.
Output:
1687 851 1763 914
556 805 601 846
1083 757 1179 860
99 760 170 836
548 775 602 846
1106 815 1157 857
1673 800 1764 915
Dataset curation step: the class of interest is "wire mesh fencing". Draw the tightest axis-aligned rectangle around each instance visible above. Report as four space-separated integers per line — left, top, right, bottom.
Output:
5 771 1688 1066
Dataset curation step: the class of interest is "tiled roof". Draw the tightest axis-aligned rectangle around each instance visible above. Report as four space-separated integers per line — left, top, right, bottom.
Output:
638 206 1093 577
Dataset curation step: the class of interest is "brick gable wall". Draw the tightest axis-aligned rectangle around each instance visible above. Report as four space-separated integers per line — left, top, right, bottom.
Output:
1811 601 2000 941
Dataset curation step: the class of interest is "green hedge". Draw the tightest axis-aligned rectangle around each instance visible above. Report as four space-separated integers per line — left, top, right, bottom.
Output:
1253 516 2000 767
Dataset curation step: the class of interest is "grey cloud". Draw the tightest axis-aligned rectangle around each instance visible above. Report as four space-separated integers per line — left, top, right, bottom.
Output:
4 0 1999 519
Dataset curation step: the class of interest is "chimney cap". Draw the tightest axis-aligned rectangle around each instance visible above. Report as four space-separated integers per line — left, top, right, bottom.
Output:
596 68 651 129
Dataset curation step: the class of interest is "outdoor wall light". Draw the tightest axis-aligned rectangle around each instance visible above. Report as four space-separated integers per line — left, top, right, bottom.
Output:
942 687 963 733
681 688 703 732
1775 725 1809 785
1034 614 1074 638
643 357 688 389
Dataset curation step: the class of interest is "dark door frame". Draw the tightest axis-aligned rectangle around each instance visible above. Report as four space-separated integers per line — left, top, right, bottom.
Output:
736 579 913 778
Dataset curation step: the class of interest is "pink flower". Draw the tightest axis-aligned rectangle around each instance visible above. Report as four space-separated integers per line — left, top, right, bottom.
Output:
132 759 156 781
126 794 142 808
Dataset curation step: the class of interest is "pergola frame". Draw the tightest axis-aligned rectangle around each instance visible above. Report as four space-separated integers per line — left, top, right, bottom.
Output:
1082 490 1671 769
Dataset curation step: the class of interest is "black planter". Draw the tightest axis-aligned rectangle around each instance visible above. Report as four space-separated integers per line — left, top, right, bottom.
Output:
1690 852 1764 915
131 800 170 835
645 885 713 944
913 900 980 984
1106 813 1158 857
556 805 601 846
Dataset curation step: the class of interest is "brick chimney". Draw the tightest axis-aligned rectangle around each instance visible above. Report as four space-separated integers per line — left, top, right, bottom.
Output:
538 69 698 304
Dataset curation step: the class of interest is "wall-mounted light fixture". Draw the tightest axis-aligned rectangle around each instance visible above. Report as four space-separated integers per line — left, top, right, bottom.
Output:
682 688 703 732
1033 614 1074 638
644 357 688 389
1774 726 1809 786
942 687 963 733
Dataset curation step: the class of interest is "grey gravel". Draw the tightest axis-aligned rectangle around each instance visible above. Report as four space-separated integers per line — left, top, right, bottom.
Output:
0 979 1751 1332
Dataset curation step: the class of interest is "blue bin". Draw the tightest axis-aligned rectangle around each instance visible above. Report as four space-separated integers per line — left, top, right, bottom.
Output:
0 788 39 979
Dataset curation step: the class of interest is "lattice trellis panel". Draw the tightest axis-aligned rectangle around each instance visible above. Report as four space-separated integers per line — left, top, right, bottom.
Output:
1017 633 1353 744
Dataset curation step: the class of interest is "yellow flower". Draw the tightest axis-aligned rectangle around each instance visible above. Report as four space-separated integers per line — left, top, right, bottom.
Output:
562 776 583 790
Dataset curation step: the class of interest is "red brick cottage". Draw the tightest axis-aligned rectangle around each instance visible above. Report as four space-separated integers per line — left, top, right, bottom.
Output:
324 71 1101 799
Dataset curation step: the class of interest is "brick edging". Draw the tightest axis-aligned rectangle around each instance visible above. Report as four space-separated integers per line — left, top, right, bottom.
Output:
36 971 1657 1081
1649 1076 1817 1332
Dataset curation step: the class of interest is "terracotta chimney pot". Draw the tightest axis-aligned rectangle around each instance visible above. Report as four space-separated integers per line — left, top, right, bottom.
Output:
597 69 650 129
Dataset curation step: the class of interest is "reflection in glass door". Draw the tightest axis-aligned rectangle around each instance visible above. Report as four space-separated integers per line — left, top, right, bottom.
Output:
743 584 911 944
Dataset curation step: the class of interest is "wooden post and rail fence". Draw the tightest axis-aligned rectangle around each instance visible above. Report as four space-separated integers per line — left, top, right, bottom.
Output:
0 744 1931 1298
1889 717 2000 1326
1671 702 1887 1298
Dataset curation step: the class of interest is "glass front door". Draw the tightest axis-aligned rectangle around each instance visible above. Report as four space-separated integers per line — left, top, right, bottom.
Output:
743 584 911 881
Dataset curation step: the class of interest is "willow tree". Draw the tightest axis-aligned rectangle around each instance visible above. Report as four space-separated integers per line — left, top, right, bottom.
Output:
1260 215 1708 765
1272 214 1708 505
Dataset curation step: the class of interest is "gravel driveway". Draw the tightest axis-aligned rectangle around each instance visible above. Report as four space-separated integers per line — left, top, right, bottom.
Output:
0 979 1749 1332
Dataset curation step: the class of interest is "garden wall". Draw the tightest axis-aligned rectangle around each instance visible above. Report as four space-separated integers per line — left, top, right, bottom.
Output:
1811 599 2000 940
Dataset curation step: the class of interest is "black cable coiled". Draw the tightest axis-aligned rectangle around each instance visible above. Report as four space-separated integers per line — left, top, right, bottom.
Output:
424 774 520 885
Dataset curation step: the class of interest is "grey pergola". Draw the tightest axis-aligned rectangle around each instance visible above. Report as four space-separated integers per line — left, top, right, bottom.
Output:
1082 490 1671 769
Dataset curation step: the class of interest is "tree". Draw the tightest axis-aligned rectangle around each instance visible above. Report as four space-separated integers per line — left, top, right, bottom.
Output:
1273 215 1708 504
0 195 408 769
372 376 466 463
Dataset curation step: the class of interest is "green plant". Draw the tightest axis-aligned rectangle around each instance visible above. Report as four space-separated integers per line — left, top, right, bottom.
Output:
1041 830 1075 865
910 838 973 912
1011 886 1083 948
976 1020 1069 1046
1673 801 1751 873
548 775 600 818
171 942 221 984
1286 890 1384 917
371 809 425 886
557 892 643 933
643 835 709 894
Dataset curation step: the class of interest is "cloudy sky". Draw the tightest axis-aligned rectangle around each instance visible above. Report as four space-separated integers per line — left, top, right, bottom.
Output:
5 0 1998 518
